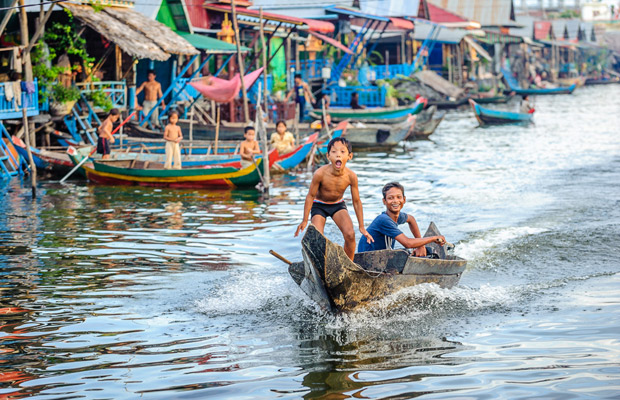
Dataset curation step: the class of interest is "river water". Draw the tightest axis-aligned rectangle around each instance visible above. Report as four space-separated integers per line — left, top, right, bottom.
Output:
1 85 619 399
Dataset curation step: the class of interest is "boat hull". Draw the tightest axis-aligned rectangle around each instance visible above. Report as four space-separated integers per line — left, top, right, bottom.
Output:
344 116 415 149
290 223 466 312
313 100 425 122
470 100 533 126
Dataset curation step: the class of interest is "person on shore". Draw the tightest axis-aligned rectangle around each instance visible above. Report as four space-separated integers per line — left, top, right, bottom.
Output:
358 182 446 256
295 137 373 260
520 95 534 114
136 70 165 128
239 126 261 168
163 110 183 170
270 120 295 154
350 92 365 110
285 74 315 122
97 108 120 160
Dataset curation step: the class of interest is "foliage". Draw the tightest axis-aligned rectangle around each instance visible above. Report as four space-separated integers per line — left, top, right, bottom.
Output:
272 74 288 93
32 9 95 104
368 51 384 66
559 10 579 19
375 78 414 102
86 89 113 112
51 84 81 103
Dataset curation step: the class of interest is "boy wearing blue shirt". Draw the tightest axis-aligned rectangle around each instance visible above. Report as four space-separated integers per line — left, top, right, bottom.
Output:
358 182 446 255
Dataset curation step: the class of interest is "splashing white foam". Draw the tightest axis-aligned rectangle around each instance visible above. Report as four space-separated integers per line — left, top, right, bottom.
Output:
456 226 548 260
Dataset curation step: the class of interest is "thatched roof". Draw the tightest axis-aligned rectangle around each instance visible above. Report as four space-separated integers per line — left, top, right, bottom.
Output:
104 7 198 57
60 3 197 61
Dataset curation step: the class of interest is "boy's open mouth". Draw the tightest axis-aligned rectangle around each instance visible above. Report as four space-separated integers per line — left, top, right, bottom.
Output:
335 160 342 168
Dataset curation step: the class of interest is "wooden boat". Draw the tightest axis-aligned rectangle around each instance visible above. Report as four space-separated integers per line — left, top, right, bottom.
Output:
127 120 315 142
67 146 265 189
409 106 445 139
287 223 466 313
584 77 620 85
344 115 415 149
12 136 76 176
502 68 576 95
311 98 426 123
469 99 533 126
272 132 318 172
472 94 514 104
427 97 469 109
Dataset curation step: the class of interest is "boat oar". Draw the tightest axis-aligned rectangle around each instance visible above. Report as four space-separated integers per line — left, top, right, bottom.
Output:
269 250 292 265
60 111 136 183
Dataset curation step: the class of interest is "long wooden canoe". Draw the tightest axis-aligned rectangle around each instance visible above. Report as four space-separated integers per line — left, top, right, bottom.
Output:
288 223 466 313
273 132 318 171
469 99 533 126
409 106 445 139
502 68 576 95
68 146 264 188
311 98 426 122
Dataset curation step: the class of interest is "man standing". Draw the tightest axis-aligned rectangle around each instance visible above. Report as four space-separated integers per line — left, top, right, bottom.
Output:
285 74 315 122
136 70 165 128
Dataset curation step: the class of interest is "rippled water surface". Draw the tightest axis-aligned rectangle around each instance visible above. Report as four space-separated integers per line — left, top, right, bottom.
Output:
1 86 619 399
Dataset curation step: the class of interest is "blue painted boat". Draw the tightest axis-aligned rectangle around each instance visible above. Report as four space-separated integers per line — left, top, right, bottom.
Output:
274 133 318 171
469 100 533 126
502 68 576 95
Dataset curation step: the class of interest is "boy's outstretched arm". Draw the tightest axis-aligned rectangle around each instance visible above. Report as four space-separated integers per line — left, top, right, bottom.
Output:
350 173 374 244
295 172 321 237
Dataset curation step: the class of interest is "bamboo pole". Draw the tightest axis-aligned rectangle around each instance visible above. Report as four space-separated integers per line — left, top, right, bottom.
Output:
260 7 268 122
231 0 250 123
0 0 18 38
189 105 194 156
18 0 36 197
214 106 220 155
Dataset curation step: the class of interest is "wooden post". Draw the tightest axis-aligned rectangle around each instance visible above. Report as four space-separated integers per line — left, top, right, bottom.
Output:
189 105 194 156
294 104 299 146
18 0 36 197
258 104 270 191
231 0 250 123
260 8 269 123
214 105 220 155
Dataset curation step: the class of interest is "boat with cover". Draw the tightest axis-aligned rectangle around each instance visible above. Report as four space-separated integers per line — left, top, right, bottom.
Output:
67 146 265 189
469 99 533 126
287 223 466 313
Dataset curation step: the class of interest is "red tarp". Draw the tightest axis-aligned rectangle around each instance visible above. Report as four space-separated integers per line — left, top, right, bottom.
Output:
189 68 264 103
307 31 354 55
389 17 414 30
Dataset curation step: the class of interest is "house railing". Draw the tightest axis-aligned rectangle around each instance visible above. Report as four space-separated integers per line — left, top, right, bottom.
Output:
361 64 414 83
0 80 40 120
75 81 127 111
327 85 386 107
288 59 328 81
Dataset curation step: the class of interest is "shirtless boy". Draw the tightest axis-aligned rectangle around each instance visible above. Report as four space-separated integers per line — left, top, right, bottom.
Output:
97 108 120 160
136 70 165 128
163 111 183 169
358 182 445 256
239 126 261 168
295 137 373 260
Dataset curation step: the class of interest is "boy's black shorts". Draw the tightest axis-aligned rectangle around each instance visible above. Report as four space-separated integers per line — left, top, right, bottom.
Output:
311 201 347 219
97 137 110 155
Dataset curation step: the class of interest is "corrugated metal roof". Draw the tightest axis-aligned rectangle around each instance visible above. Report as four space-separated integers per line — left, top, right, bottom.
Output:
429 0 516 27
359 0 422 17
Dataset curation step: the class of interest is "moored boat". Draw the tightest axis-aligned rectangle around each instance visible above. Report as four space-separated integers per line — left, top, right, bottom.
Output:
469 99 533 126
68 146 265 189
344 115 415 149
311 98 426 123
473 94 514 104
287 223 466 313
502 68 576 95
272 133 318 172
409 106 445 139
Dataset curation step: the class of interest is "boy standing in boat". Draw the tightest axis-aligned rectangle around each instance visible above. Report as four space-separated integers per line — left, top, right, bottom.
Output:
239 126 261 168
136 70 165 128
295 137 373 260
163 110 183 169
97 108 120 160
358 182 445 255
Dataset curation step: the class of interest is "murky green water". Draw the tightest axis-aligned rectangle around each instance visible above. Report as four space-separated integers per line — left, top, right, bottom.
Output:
1 85 619 399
